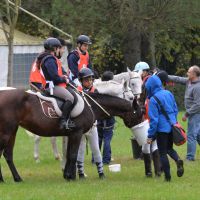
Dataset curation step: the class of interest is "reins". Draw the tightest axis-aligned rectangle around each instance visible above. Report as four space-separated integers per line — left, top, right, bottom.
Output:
68 83 111 117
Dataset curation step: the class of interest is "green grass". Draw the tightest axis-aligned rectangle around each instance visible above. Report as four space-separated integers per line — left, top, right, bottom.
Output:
0 112 200 200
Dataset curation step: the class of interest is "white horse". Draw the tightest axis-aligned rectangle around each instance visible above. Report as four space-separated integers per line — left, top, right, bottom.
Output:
26 130 61 163
113 68 142 97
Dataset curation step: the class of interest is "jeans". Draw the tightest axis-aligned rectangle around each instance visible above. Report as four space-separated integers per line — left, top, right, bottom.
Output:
98 127 114 164
186 113 200 160
157 132 179 178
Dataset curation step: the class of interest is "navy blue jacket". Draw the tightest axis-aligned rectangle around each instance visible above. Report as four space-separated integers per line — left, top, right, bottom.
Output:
41 56 66 87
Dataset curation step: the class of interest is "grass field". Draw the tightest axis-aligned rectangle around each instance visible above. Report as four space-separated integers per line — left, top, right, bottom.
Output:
0 112 200 200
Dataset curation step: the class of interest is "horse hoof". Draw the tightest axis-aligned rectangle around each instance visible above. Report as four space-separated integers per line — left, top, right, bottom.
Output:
63 174 76 181
55 154 62 161
0 179 4 183
14 177 23 182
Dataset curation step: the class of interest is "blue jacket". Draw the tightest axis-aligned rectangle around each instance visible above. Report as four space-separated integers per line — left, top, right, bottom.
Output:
145 75 178 139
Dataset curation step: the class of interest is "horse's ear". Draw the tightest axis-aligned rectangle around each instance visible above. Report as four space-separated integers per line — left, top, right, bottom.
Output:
127 67 131 73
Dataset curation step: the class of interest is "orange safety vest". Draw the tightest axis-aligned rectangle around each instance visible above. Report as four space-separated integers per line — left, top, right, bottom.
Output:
77 85 95 93
29 56 66 88
76 49 89 71
29 60 46 88
144 98 150 121
57 58 66 88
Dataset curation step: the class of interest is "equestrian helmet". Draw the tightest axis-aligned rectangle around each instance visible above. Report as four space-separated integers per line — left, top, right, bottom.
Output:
134 61 150 72
77 35 92 45
78 68 94 80
44 37 61 51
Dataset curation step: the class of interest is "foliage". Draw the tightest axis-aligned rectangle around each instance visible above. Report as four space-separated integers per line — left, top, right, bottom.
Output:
15 0 200 73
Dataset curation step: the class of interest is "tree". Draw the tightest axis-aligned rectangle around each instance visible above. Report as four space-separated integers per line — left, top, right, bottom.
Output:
0 0 21 86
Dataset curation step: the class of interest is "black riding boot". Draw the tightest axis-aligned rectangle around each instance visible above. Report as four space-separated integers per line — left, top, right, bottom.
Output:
131 138 143 160
59 100 75 130
143 153 152 177
152 150 162 177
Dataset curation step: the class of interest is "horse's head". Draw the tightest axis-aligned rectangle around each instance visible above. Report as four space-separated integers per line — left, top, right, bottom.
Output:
122 97 144 128
118 80 134 102
127 68 142 98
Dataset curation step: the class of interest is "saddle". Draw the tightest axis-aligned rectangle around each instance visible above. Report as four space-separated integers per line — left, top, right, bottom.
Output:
27 90 84 119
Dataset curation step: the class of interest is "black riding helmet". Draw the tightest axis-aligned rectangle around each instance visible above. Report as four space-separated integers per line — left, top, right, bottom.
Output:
78 68 94 80
44 37 61 51
77 35 92 45
156 70 169 83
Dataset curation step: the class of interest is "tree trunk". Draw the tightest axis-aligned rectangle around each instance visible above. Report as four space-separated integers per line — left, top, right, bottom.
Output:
148 30 156 67
122 24 141 70
7 39 14 86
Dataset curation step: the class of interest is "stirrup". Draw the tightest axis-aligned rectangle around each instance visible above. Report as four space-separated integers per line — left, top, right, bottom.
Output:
65 119 75 129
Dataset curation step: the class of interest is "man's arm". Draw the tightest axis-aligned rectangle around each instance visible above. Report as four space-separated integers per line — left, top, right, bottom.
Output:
168 75 188 85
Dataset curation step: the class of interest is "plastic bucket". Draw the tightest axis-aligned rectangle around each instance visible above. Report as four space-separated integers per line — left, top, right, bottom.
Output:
109 164 121 172
131 120 149 146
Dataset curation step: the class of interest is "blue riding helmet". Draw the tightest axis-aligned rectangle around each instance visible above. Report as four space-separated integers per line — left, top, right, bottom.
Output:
78 68 94 80
44 37 61 51
134 61 150 72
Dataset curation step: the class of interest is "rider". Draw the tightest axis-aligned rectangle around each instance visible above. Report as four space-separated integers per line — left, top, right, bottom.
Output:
67 35 92 86
38 37 75 130
29 38 67 91
134 61 161 177
76 68 105 179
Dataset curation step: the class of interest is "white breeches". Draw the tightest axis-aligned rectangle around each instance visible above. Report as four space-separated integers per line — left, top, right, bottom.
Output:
142 140 158 154
77 124 102 164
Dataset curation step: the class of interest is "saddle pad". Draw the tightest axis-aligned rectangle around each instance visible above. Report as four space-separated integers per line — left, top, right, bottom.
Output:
27 90 84 118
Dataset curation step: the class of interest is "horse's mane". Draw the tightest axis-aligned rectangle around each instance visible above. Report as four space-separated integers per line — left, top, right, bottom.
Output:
88 92 131 108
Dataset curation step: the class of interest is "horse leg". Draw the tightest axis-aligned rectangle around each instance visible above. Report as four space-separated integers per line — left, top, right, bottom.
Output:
62 136 68 170
34 135 41 162
3 133 23 182
63 133 82 181
0 150 4 182
50 137 61 160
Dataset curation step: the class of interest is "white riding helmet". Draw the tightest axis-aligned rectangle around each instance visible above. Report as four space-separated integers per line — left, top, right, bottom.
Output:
134 61 150 72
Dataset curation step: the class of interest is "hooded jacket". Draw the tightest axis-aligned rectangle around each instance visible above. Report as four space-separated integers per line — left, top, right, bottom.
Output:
145 75 178 139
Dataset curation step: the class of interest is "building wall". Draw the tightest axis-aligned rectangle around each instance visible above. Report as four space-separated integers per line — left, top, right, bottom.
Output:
0 46 8 87
0 45 43 87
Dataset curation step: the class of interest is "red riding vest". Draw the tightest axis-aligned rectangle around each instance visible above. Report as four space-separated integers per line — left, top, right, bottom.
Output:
77 85 95 93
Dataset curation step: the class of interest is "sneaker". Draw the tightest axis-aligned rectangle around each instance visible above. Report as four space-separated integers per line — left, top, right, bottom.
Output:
79 173 86 179
99 172 105 179
176 160 184 177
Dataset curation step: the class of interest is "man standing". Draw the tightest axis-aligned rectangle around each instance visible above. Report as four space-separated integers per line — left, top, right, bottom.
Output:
67 35 92 86
168 65 200 161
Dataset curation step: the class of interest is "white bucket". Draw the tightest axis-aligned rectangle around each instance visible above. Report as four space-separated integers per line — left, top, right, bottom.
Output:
131 120 149 146
108 164 121 172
